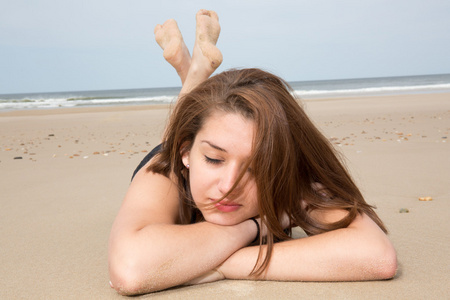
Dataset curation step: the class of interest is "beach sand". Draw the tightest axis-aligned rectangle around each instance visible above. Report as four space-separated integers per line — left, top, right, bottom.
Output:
1 93 449 299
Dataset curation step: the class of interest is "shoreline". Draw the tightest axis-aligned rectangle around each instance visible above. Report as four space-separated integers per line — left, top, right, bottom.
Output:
1 91 449 118
0 103 172 117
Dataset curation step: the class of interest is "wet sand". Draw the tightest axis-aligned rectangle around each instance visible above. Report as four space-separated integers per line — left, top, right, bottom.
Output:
1 93 449 299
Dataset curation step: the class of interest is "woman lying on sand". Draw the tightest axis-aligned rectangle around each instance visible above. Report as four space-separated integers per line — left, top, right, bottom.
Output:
108 9 397 295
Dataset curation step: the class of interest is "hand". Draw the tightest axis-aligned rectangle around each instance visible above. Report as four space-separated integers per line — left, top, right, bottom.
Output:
253 212 292 239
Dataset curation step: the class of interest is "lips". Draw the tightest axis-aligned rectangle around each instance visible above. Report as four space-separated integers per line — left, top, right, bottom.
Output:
211 199 241 213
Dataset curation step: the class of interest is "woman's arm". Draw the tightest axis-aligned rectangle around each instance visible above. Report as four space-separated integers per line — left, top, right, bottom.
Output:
218 210 397 281
108 166 257 295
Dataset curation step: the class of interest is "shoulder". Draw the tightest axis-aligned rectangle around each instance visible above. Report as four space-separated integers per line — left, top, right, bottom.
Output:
113 161 180 233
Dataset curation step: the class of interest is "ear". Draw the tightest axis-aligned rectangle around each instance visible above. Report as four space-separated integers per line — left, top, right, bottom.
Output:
180 142 191 168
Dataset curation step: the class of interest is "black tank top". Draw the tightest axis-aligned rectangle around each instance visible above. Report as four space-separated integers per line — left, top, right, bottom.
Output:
131 144 162 181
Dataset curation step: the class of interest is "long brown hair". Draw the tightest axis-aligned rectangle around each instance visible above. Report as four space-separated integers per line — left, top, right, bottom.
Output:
148 68 387 275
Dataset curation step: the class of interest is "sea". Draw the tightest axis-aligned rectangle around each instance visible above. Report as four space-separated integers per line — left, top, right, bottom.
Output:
1 73 450 111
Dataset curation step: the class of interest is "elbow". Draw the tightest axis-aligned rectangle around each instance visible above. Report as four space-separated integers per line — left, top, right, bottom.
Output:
377 245 397 280
109 257 145 296
109 249 160 296
108 231 175 295
367 240 398 280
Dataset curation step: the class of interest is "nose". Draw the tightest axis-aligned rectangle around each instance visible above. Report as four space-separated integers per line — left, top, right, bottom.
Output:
218 163 242 195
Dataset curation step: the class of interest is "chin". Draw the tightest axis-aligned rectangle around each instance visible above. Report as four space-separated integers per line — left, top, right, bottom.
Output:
203 213 243 226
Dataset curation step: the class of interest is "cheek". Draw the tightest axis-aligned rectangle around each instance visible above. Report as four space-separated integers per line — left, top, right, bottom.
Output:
248 185 259 212
188 165 216 201
239 178 259 213
188 171 202 201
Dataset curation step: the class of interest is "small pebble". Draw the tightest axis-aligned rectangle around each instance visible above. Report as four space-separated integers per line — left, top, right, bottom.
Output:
399 208 409 213
419 196 432 201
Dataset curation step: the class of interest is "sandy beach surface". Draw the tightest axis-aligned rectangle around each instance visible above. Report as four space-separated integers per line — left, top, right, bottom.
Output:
1 93 449 299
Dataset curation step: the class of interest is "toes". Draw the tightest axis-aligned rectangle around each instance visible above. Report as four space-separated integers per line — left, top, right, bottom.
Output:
155 19 179 35
207 10 219 21
163 18 177 27
195 9 221 42
196 9 219 21
154 18 183 49
196 9 208 17
154 24 162 35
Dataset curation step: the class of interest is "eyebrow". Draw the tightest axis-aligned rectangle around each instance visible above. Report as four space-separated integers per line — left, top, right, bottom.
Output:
201 140 227 153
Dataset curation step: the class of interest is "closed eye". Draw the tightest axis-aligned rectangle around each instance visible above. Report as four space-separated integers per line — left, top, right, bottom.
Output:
204 156 223 165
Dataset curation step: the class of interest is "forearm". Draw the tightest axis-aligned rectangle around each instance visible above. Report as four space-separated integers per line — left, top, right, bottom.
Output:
109 220 256 294
221 216 397 281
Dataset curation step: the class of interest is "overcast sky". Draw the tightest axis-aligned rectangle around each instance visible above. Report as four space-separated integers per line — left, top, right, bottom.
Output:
1 0 449 94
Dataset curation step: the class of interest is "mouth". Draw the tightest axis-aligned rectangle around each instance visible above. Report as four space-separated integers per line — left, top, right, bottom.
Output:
211 199 241 213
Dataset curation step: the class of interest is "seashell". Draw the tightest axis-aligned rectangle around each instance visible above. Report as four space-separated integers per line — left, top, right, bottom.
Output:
419 196 432 201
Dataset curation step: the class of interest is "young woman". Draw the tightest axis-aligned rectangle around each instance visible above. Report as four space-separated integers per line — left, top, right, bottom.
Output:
108 10 397 295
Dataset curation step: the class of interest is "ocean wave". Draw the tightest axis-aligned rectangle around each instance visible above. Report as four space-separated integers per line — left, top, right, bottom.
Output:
295 83 450 97
0 95 177 110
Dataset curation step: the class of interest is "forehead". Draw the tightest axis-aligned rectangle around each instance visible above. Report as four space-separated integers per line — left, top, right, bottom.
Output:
195 111 254 156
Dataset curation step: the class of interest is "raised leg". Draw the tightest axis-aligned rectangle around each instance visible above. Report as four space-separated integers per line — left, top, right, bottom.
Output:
180 9 223 95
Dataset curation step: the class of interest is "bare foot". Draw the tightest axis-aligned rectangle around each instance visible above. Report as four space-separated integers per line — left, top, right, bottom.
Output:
194 9 223 70
154 19 191 84
181 9 223 94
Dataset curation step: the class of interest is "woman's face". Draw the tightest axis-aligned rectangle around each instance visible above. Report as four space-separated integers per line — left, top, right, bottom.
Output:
182 110 258 226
